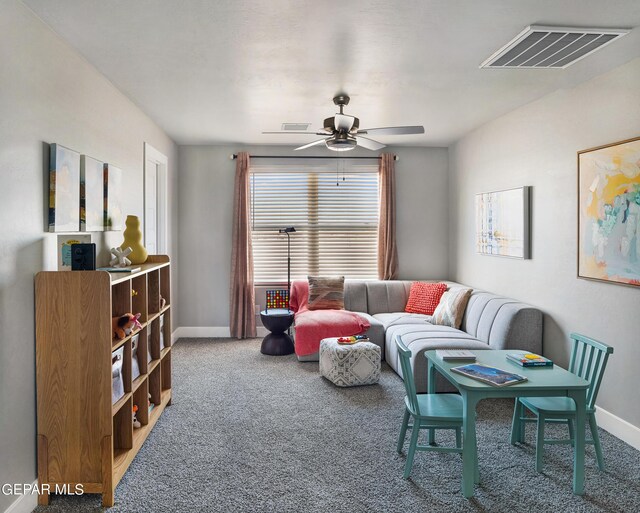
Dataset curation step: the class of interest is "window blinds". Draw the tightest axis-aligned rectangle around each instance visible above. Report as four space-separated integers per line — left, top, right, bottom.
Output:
250 160 379 283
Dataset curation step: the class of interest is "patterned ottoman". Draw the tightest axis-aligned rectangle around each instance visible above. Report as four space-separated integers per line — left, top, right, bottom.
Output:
319 338 381 387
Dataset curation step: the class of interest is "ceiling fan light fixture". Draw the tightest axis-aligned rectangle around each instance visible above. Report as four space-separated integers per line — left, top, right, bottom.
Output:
325 135 357 152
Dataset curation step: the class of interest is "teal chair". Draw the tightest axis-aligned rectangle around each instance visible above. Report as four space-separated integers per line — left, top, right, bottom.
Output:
396 336 467 479
510 333 613 472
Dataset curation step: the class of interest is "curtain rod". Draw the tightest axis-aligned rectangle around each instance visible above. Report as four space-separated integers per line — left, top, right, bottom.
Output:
230 154 398 161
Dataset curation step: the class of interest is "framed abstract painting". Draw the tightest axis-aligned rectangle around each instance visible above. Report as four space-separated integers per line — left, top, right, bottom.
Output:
578 136 640 287
48 143 81 232
476 186 530 259
103 163 123 231
80 155 105 232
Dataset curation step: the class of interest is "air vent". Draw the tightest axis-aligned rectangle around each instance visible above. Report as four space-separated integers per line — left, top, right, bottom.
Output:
282 123 311 131
480 25 629 69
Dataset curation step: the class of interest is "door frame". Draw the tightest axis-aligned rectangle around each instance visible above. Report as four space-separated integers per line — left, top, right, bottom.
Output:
143 142 168 254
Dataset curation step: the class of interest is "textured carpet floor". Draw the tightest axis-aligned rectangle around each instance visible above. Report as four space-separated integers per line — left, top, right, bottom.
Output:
36 338 640 512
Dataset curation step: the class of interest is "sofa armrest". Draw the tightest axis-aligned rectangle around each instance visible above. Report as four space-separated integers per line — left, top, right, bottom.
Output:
486 305 543 354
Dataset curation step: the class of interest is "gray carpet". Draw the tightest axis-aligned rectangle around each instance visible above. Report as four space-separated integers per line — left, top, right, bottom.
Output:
37 338 640 512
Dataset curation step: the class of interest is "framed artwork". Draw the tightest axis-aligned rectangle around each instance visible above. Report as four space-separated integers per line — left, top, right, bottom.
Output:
578 136 640 287
476 186 530 259
104 163 123 231
48 143 81 232
80 155 105 232
57 234 92 270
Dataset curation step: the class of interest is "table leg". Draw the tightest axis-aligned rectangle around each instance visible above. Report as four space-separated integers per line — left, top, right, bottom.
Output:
461 392 479 498
427 359 436 445
569 389 586 495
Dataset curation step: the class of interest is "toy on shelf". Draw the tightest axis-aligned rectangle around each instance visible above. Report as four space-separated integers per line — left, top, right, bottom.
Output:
148 393 155 412
160 295 166 309
112 313 142 340
132 405 141 429
131 289 138 297
109 246 133 268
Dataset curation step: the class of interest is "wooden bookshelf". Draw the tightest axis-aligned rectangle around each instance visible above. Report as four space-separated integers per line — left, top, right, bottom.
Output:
35 255 172 506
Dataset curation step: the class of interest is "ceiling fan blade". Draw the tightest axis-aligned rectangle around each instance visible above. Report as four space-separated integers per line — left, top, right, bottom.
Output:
263 131 328 135
355 136 386 151
294 138 328 151
357 125 425 136
334 114 355 132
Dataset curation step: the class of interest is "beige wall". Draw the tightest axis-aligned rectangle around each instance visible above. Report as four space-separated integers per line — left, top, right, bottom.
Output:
177 145 448 330
0 2 178 510
449 57 640 428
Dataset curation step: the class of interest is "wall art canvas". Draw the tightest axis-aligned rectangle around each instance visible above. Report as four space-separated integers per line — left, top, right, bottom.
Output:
48 143 81 232
80 155 105 232
476 186 530 259
578 136 640 287
104 163 123 231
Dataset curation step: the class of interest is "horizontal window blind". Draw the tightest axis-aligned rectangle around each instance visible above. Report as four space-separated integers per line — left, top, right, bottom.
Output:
250 161 379 283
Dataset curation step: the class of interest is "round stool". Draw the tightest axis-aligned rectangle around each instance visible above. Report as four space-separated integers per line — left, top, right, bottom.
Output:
260 309 294 356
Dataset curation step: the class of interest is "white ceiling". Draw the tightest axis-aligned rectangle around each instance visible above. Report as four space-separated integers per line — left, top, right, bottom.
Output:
23 0 640 147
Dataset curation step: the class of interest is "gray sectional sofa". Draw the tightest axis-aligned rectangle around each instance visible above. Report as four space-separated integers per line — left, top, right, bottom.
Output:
298 280 543 393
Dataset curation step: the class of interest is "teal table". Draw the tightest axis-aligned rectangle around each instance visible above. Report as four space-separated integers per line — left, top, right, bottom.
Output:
425 350 589 498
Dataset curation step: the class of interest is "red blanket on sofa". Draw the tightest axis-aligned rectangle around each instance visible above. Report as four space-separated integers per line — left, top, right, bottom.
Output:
289 280 370 357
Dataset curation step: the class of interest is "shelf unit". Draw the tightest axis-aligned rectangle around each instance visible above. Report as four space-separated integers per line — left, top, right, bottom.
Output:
35 255 172 506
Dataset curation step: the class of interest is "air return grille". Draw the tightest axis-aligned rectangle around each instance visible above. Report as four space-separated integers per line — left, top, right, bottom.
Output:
480 25 629 69
282 123 311 131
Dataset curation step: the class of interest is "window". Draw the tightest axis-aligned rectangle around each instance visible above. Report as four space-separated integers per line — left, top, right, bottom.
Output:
250 160 379 283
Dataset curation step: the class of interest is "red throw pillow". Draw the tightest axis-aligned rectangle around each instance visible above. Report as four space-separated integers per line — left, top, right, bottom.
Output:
405 282 448 315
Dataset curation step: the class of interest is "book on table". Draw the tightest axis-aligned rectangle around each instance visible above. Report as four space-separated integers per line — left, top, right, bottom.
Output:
506 351 553 367
436 349 476 361
451 363 527 387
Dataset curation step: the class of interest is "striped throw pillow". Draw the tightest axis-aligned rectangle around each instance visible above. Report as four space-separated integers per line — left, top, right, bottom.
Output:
432 288 472 329
308 276 345 310
405 282 448 315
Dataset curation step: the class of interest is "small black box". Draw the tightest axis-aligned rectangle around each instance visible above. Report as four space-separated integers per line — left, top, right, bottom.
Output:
71 243 96 271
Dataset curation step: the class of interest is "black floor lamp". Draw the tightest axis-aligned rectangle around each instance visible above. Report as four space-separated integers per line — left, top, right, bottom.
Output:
279 227 296 308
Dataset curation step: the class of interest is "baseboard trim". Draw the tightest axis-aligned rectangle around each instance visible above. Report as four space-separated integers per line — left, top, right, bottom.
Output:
596 405 640 451
4 481 38 513
172 326 269 339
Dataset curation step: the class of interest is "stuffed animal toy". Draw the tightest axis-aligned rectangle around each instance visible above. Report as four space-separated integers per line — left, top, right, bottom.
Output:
109 246 133 268
112 313 142 340
132 405 141 429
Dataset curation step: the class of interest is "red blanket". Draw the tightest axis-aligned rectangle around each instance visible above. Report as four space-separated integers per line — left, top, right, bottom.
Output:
290 280 370 357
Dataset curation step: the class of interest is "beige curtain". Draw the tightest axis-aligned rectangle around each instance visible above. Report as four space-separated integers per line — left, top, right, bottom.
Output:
230 152 257 338
378 153 398 280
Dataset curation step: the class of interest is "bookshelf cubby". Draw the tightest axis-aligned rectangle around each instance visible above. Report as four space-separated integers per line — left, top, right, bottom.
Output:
35 256 172 506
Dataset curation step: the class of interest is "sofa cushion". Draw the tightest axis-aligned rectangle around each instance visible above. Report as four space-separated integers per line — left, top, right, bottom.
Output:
365 281 412 314
372 312 433 330
384 324 489 393
405 281 448 315
308 276 345 310
351 312 385 360
432 288 472 329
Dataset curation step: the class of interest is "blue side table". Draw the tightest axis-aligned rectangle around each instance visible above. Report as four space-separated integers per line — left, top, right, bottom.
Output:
260 308 294 356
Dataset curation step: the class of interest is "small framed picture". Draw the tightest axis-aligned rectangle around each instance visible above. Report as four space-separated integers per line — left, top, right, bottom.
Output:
57 234 92 271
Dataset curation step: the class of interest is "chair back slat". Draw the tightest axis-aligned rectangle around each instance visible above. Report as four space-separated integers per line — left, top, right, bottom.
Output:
569 333 614 410
395 336 420 415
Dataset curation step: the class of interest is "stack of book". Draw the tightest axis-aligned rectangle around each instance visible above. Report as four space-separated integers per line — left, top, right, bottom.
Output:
506 351 553 367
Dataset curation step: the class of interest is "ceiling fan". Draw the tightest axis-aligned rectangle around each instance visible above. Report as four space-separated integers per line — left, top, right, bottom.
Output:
262 95 425 152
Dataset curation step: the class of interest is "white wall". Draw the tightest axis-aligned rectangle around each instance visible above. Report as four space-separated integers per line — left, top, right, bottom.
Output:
177 145 448 332
0 2 178 511
449 57 640 430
